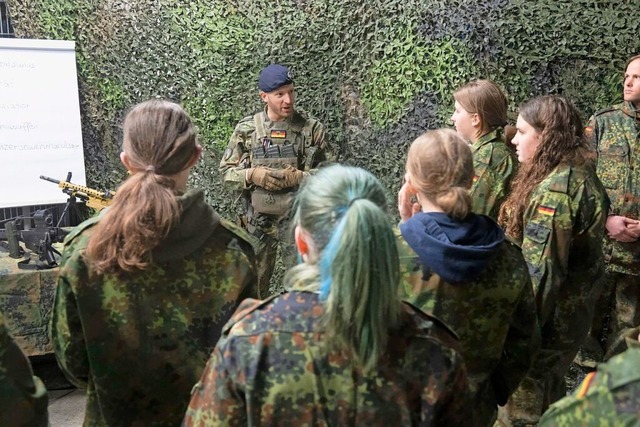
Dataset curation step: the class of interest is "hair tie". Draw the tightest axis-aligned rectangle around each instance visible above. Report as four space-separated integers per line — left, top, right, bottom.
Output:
145 165 155 173
348 197 364 207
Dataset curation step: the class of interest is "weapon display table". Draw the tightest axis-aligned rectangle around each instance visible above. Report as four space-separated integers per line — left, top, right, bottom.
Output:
0 249 59 356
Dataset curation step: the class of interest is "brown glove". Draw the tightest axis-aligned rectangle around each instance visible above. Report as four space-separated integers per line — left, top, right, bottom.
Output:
246 167 286 191
279 165 306 188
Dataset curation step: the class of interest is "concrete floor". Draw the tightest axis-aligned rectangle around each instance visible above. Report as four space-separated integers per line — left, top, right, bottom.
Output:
48 389 86 427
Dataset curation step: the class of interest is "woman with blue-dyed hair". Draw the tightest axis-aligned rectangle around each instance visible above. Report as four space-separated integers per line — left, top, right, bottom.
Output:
184 164 472 426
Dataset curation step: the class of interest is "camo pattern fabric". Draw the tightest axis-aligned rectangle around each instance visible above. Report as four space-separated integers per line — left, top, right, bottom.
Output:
582 102 640 363
539 332 640 427
0 253 57 356
469 127 517 220
507 163 609 423
0 312 48 427
587 101 640 275
220 108 337 296
220 109 334 191
184 290 472 427
51 189 259 427
397 232 540 426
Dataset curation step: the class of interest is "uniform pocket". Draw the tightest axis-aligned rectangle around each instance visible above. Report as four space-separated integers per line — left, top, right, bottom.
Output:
522 222 551 280
597 144 629 189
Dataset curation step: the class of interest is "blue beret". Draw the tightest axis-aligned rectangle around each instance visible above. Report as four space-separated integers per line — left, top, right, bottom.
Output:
258 64 293 93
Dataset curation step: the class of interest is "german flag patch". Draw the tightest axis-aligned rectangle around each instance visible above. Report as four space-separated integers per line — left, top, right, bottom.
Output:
577 371 596 398
270 130 287 139
538 205 556 216
584 126 593 139
472 175 479 184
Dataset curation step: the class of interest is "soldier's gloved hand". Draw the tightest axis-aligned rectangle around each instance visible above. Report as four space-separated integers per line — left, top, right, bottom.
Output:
280 165 306 188
245 167 286 191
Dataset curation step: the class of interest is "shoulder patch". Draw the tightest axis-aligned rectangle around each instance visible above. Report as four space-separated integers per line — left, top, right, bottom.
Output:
548 166 571 194
577 371 597 398
234 116 256 135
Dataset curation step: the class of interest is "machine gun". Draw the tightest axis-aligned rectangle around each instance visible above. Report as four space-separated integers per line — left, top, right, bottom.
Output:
0 209 67 270
40 172 115 212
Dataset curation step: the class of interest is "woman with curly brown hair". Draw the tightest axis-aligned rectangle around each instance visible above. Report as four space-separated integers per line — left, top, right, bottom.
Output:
498 95 609 425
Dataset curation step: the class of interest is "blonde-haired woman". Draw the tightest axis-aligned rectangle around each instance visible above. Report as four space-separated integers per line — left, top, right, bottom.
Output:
398 129 539 426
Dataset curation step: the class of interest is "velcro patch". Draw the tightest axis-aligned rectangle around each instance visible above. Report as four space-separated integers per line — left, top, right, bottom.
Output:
270 130 287 139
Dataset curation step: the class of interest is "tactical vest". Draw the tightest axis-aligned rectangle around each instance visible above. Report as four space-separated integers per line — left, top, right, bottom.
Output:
249 112 314 216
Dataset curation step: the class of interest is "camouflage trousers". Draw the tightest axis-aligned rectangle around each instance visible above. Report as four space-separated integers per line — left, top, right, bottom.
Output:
584 271 640 362
503 276 603 425
248 214 297 298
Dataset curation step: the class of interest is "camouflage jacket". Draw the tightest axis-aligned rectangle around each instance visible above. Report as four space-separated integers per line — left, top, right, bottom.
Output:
184 290 473 426
539 335 640 426
517 163 608 327
510 163 608 384
51 189 258 427
0 313 48 427
219 108 336 192
469 127 517 220
587 101 640 274
397 229 540 425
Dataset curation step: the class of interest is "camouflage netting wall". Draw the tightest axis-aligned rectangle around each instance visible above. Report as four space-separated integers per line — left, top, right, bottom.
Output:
7 0 640 218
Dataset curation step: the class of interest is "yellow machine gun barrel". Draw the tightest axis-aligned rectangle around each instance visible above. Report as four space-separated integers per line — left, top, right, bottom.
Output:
40 175 115 211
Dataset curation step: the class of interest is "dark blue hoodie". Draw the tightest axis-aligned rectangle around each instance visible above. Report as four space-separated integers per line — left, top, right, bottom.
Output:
399 212 504 283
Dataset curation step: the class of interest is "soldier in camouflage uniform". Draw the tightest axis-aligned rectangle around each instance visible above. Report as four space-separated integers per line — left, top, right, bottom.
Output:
582 55 640 364
451 79 517 220
220 64 336 296
539 327 640 426
498 96 609 424
185 165 472 426
397 129 540 426
0 312 48 427
51 100 258 426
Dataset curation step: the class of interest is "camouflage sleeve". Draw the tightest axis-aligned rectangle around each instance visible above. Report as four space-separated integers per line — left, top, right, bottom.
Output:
490 277 541 404
219 119 255 192
0 314 49 427
313 121 338 165
432 349 474 426
470 144 515 218
50 240 91 389
305 120 338 173
585 114 598 151
521 190 573 325
183 339 247 426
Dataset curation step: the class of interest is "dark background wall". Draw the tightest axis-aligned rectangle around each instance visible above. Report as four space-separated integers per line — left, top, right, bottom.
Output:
7 0 640 218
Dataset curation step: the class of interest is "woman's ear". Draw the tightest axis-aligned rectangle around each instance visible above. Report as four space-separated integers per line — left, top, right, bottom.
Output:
294 225 317 262
294 225 309 259
120 151 134 173
186 144 203 169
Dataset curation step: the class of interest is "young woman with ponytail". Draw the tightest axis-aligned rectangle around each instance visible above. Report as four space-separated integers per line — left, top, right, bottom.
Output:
51 99 258 426
397 129 540 427
184 164 471 426
451 79 517 220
